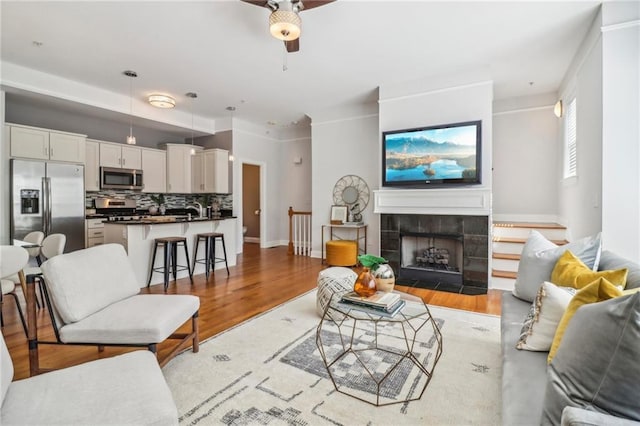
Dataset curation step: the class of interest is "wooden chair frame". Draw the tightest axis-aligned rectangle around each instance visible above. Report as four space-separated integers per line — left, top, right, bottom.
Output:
26 274 199 376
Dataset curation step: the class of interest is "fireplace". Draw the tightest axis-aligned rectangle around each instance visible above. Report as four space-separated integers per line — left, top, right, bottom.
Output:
400 232 464 286
381 214 488 294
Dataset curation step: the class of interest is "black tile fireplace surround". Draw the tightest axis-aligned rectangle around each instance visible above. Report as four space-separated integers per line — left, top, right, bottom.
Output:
380 214 489 295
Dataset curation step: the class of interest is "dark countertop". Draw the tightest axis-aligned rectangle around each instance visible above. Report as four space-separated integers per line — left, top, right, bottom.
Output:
103 216 236 225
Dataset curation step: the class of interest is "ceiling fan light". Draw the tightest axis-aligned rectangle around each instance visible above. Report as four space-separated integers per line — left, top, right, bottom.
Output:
148 94 176 109
269 10 301 41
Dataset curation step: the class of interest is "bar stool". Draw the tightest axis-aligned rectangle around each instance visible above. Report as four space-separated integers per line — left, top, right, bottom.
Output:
147 236 193 292
192 232 229 279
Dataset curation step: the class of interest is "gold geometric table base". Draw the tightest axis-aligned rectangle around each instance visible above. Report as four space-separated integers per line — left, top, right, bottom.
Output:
316 292 443 406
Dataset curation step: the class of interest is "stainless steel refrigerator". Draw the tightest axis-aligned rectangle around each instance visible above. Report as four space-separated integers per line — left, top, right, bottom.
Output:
11 159 85 252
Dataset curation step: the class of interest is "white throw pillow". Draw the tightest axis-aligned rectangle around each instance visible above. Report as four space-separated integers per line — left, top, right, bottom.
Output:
516 282 576 351
512 231 601 302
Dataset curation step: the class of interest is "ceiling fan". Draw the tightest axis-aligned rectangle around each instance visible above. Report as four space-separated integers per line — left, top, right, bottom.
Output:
241 0 335 52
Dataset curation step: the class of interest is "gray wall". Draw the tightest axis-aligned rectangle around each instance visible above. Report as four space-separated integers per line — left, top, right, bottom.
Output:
6 94 192 148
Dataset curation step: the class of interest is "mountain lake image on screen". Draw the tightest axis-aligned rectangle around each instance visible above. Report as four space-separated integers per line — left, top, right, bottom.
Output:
382 120 482 188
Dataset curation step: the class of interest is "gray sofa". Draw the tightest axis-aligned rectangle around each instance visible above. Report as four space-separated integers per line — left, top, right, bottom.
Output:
501 250 640 426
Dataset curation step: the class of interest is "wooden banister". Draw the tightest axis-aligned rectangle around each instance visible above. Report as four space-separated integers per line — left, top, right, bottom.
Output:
288 206 312 256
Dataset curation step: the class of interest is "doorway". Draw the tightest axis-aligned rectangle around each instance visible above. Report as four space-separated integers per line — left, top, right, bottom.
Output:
242 163 261 244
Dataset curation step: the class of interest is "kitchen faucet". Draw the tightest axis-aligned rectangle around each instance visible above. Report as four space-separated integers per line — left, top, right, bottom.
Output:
186 202 203 218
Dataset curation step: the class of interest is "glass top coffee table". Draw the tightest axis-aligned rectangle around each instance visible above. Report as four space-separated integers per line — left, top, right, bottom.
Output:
315 290 443 406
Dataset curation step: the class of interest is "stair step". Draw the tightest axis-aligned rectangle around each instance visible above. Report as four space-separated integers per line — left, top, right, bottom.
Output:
493 252 521 261
492 269 517 279
491 275 516 291
493 222 566 230
492 236 568 245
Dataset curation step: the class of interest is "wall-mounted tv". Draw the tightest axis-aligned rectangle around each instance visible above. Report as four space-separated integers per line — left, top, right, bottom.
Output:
382 120 482 188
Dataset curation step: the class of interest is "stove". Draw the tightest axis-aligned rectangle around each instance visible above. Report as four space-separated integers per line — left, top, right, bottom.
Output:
94 198 149 222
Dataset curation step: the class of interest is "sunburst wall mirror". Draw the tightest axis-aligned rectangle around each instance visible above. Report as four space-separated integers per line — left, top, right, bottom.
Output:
332 175 370 222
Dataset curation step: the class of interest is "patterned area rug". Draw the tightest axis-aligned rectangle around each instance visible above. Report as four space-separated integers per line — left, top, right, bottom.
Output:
163 291 501 425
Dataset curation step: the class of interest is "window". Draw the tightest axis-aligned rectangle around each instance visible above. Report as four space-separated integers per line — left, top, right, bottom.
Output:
564 97 577 179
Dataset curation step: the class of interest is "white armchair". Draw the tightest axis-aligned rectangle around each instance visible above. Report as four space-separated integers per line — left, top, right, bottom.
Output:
27 243 199 374
1 332 178 425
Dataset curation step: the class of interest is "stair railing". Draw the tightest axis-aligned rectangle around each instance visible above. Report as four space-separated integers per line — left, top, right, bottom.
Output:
288 206 312 256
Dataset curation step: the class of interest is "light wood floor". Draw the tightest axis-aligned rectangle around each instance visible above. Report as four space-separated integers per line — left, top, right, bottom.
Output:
3 243 502 380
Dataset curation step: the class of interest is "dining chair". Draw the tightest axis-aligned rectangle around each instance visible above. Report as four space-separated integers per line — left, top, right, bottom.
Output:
21 231 45 265
19 233 66 306
0 246 29 334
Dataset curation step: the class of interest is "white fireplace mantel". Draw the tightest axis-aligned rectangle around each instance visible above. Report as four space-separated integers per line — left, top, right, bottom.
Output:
373 187 491 216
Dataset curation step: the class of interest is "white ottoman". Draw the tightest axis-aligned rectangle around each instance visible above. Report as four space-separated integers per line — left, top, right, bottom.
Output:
316 267 358 316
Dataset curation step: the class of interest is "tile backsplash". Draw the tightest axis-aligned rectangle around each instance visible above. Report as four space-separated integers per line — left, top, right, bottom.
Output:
86 190 233 211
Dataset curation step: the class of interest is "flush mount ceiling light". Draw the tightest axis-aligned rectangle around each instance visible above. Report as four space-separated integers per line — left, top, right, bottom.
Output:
148 94 176 109
123 70 138 145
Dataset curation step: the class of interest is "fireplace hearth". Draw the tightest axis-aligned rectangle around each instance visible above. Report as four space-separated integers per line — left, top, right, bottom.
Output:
381 214 488 295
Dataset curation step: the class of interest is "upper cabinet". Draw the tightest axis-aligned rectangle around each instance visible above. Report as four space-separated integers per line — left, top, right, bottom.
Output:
165 144 202 194
192 148 229 194
85 140 100 191
99 142 142 169
8 124 86 163
141 148 166 193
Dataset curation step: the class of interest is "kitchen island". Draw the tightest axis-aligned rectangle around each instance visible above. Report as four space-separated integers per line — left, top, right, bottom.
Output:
103 216 236 288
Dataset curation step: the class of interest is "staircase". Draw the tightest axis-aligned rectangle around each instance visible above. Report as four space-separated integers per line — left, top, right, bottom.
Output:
491 222 568 291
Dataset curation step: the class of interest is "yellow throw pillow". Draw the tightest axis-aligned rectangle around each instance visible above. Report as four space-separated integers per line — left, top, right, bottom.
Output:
550 250 628 289
548 277 623 363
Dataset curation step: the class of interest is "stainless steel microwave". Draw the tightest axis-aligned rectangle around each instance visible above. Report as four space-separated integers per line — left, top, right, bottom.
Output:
100 167 144 190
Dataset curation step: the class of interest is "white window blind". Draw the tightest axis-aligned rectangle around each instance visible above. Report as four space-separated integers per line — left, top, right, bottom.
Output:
564 97 577 178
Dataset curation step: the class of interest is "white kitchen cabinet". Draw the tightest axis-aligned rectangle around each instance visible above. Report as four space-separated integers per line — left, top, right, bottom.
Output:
192 149 229 194
191 152 205 194
164 144 202 193
85 140 100 191
8 124 86 163
141 148 166 193
210 148 229 194
85 218 105 248
99 142 142 169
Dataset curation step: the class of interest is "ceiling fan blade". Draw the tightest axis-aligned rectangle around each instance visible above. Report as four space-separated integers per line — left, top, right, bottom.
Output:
239 0 270 7
300 0 335 11
285 38 300 53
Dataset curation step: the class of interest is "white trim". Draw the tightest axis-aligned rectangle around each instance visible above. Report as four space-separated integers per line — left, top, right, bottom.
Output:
379 80 493 104
601 20 640 33
310 113 379 127
492 105 554 116
373 188 491 216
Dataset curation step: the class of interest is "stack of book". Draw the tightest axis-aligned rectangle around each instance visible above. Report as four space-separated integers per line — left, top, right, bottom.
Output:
339 291 406 317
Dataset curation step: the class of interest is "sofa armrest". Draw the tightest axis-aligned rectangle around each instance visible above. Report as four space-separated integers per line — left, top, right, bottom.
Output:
561 407 640 426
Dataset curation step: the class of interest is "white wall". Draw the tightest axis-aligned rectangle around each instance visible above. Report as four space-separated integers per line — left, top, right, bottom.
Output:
310 103 379 257
279 137 312 244
492 97 559 222
280 138 312 212
561 37 603 241
231 119 312 251
378 73 493 193
231 120 283 250
0 90 9 244
601 4 640 259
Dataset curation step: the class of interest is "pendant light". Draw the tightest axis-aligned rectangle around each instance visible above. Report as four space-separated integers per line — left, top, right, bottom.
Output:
123 70 138 145
186 92 197 155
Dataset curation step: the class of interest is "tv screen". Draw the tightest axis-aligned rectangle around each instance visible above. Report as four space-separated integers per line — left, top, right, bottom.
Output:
382 120 482 188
